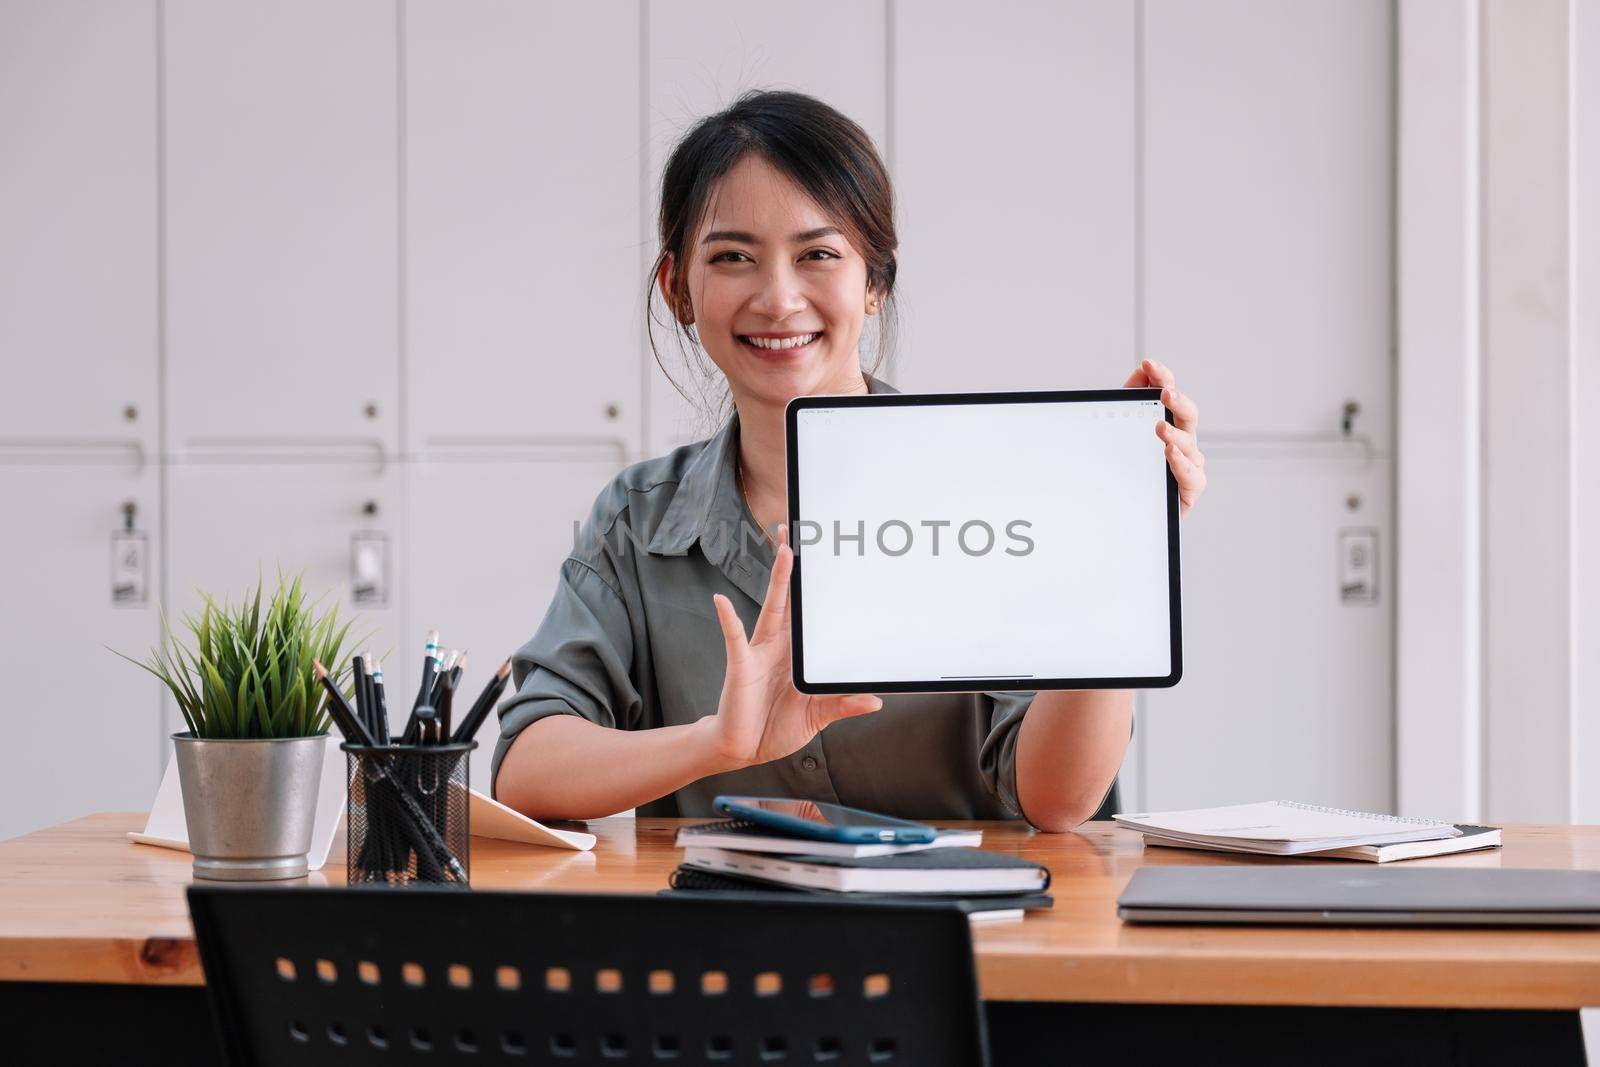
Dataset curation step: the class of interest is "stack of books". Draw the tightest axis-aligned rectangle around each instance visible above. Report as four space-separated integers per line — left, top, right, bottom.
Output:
666 819 1053 921
1113 801 1502 863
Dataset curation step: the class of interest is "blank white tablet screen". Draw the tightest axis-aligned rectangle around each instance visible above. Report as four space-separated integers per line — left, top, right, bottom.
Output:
793 397 1174 687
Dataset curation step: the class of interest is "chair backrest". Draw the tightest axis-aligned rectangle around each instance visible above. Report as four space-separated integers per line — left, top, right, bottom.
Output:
187 885 989 1066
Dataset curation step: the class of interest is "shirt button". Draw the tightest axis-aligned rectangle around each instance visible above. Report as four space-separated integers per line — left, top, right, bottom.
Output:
801 755 818 771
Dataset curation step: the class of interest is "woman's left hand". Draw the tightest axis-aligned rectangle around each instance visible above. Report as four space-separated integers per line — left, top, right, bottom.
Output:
1124 358 1206 518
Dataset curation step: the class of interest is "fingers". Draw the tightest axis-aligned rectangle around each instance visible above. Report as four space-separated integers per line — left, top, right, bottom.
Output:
1160 384 1199 434
1155 420 1204 467
711 593 748 659
1165 441 1208 516
822 692 884 722
751 524 793 644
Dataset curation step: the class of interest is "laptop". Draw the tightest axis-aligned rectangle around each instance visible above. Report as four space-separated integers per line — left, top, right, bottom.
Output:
1117 866 1600 926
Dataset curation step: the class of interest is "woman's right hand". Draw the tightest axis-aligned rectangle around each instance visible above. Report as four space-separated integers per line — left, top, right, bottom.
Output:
707 523 883 770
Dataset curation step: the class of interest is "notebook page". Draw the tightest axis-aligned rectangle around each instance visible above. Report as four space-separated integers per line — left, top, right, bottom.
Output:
1113 801 1459 844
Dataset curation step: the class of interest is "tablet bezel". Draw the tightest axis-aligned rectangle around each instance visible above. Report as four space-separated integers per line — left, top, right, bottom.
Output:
784 387 1183 695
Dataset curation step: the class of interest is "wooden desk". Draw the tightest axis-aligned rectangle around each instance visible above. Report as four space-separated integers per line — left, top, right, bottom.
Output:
1 815 1597 1009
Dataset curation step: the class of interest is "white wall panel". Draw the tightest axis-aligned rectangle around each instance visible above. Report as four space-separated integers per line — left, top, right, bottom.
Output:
164 0 399 450
405 0 643 457
1145 0 1393 443
645 0 889 453
407 457 628 791
0 466 164 840
168 462 407 733
1144 453 1393 813
0 0 157 446
894 0 1136 393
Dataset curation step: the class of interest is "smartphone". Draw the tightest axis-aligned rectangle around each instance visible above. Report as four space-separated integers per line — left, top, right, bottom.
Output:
711 796 939 845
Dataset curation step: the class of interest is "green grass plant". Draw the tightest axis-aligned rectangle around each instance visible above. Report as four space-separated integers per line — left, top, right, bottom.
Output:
116 570 367 739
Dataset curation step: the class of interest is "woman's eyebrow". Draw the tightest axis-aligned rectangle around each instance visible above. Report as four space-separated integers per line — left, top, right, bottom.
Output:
701 226 842 245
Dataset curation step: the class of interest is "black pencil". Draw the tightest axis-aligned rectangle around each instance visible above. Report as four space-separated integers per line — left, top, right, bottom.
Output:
371 656 390 744
404 630 441 744
452 660 511 744
314 660 374 746
438 654 465 740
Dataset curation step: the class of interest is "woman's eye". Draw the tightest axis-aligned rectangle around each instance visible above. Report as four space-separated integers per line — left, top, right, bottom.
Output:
711 250 750 264
801 248 841 261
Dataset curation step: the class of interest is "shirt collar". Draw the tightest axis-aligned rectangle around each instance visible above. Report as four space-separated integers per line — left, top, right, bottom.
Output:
647 371 900 559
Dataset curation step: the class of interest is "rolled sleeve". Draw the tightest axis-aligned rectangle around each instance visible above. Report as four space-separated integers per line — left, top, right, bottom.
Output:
488 557 641 799
976 690 1034 820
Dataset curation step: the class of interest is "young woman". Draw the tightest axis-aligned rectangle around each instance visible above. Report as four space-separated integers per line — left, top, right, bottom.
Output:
492 91 1206 831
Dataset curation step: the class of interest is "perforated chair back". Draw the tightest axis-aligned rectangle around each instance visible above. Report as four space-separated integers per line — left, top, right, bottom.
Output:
187 885 989 1066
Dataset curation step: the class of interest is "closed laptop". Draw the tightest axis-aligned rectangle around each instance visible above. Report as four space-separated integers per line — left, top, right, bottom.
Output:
1117 866 1600 926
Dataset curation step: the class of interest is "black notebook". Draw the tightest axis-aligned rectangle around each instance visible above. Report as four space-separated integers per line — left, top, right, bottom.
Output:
680 846 1051 895
664 865 1053 918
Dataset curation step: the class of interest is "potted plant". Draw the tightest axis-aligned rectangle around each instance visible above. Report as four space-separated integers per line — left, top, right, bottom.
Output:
119 572 364 880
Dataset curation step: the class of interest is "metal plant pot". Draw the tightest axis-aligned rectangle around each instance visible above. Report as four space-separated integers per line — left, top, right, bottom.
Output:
172 732 326 881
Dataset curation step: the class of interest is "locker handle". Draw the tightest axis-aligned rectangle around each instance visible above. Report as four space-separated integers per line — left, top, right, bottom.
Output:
181 436 388 475
0 438 147 473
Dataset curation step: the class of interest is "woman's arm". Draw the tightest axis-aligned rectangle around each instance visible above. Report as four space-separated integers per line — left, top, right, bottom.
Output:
1014 690 1133 831
495 713 736 820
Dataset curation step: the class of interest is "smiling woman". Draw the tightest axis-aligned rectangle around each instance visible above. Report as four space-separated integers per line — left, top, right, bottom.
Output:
491 90 1206 830
647 93 900 480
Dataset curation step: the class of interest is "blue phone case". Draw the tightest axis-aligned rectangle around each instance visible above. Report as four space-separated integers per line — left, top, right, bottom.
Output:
712 796 939 845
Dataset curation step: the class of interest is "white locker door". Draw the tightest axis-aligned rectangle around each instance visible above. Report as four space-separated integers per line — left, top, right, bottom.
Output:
1143 454 1393 812
1137 0 1394 812
407 457 628 793
646 0 890 454
0 466 163 841
1144 0 1393 444
163 0 399 451
167 462 407 734
894 0 1137 392
0 0 158 447
405 1 642 458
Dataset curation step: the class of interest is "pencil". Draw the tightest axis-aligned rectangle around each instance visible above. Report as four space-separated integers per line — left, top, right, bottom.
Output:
371 656 390 744
451 660 511 744
404 630 441 743
313 660 373 746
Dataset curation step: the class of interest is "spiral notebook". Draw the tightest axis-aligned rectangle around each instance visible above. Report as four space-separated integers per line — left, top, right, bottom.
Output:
1112 801 1461 856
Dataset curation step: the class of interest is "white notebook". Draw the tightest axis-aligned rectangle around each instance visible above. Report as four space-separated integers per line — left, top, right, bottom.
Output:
1113 801 1461 856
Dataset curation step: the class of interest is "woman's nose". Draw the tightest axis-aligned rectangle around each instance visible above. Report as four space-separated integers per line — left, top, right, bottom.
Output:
748 264 807 320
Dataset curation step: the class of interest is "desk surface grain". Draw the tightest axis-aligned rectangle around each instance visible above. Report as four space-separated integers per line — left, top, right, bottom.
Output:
1 815 1596 1008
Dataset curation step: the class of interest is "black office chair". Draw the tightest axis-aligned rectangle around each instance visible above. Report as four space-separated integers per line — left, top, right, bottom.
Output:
187 885 989 1066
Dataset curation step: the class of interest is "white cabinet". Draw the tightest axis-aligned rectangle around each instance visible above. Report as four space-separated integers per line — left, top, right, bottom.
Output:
1144 0 1393 443
0 466 164 840
0 0 158 447
645 0 890 453
162 0 399 451
1143 453 1393 812
167 462 407 730
404 1 643 457
894 1 1137 393
406 456 627 791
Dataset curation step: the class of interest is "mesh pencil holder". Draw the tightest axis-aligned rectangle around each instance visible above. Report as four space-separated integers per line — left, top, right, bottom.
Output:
342 742 475 888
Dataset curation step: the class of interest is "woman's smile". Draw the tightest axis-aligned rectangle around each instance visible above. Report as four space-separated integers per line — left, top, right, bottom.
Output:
738 330 823 356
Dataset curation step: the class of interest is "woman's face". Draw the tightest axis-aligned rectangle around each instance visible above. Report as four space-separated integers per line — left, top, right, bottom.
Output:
667 154 878 408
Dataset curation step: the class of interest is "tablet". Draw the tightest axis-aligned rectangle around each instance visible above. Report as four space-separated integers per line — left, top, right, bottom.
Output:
784 388 1181 694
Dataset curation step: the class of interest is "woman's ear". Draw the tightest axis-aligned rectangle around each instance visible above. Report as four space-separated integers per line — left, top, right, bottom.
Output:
657 253 694 326
864 288 882 316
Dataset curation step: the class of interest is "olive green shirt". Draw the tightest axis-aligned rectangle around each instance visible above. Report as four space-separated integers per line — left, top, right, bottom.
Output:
491 373 1092 824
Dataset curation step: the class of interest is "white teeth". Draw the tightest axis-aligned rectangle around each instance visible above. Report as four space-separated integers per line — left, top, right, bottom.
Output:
743 333 819 350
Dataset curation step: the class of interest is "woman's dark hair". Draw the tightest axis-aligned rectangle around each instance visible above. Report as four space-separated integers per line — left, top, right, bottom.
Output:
648 89 899 434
